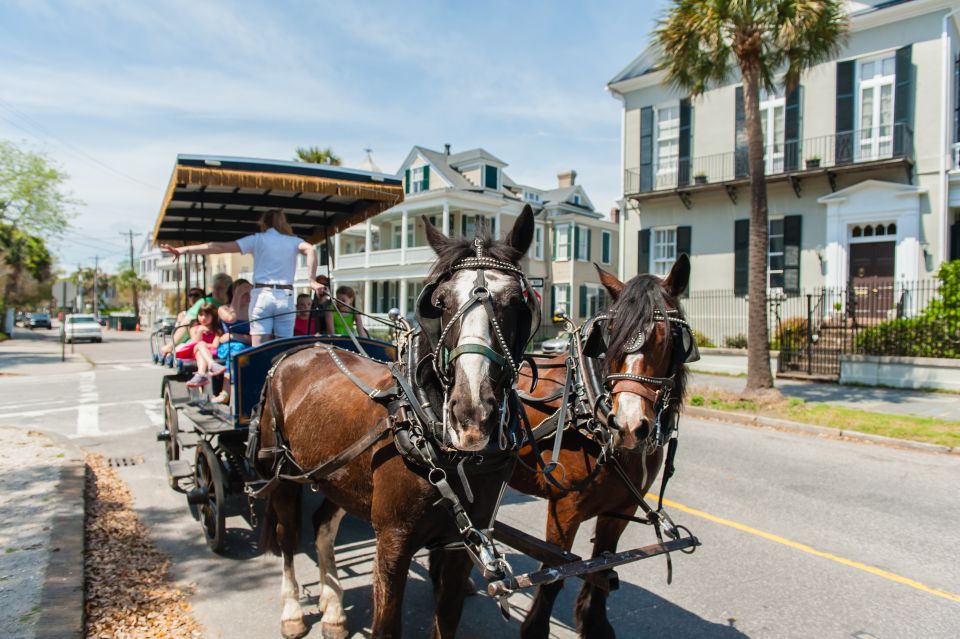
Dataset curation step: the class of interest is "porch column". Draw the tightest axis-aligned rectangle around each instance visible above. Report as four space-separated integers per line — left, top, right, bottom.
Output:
363 280 372 315
442 202 450 236
364 219 372 268
399 279 408 318
400 208 409 261
495 211 502 239
334 232 341 268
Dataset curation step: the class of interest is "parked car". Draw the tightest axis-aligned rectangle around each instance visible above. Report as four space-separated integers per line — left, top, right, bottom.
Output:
539 331 571 355
27 312 52 329
154 316 177 335
63 314 103 343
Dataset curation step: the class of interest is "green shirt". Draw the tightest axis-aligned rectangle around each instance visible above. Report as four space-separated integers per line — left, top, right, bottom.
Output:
185 296 217 320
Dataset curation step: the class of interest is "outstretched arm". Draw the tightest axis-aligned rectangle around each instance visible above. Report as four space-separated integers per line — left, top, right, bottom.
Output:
161 241 241 259
300 242 326 295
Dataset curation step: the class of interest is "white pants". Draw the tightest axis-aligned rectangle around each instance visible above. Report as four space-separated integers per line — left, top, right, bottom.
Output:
248 288 295 337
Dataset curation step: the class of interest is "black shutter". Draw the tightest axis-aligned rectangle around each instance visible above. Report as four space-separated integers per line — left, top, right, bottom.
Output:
784 85 801 172
734 219 749 296
783 215 802 295
574 225 581 260
678 98 691 186
638 228 651 274
550 285 557 318
579 285 587 318
372 282 379 312
835 60 856 165
404 169 411 194
735 86 748 177
950 221 960 261
640 106 654 192
676 225 691 298
422 165 430 191
586 228 592 261
893 45 913 157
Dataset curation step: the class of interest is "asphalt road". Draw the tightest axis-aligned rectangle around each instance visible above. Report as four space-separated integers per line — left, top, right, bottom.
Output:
1 329 958 638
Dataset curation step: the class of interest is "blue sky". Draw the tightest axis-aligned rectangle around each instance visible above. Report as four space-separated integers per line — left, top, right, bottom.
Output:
0 0 665 272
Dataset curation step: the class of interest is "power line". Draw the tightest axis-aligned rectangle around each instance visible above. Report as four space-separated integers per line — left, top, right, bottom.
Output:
0 98 159 191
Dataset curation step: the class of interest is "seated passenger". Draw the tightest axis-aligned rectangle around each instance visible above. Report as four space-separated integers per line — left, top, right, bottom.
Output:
182 303 225 387
159 288 204 359
333 285 367 338
210 280 253 404
293 293 313 336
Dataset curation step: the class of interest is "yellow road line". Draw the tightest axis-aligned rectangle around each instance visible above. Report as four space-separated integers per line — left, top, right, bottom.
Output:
653 495 960 604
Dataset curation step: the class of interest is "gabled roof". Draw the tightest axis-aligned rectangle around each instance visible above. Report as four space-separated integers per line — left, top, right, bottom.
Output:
607 44 661 87
817 179 927 204
541 184 597 214
399 146 474 189
448 148 507 168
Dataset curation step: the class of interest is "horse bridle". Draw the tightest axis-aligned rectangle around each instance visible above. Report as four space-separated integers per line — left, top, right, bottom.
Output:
586 308 698 448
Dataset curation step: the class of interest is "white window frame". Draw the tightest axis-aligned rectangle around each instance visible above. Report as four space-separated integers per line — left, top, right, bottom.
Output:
534 223 544 260
768 217 785 291
524 191 541 203
554 283 570 313
655 103 680 182
411 166 426 193
483 164 500 190
759 89 786 174
857 54 896 161
391 223 403 249
651 227 677 276
576 225 590 262
584 283 606 318
601 230 612 265
555 225 570 260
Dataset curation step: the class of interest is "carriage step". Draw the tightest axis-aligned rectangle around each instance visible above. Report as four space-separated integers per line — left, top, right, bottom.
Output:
178 432 200 448
166 460 192 480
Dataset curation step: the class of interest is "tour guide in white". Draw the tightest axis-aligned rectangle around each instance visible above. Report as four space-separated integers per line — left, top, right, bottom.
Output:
161 209 326 346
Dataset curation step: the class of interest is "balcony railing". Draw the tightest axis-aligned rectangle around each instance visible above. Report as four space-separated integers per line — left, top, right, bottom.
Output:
625 123 914 196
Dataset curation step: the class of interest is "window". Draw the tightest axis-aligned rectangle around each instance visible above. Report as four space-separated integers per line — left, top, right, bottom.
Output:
484 165 499 189
524 191 541 203
572 194 581 205
534 224 544 260
576 225 589 262
655 105 680 179
768 218 785 289
759 88 785 174
581 284 608 318
461 215 495 239
652 228 676 275
552 284 570 315
554 225 570 260
601 231 612 264
858 55 895 160
391 223 402 249
411 166 427 193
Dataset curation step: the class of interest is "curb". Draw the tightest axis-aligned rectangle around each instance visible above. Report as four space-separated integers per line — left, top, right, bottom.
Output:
33 435 85 639
684 406 958 456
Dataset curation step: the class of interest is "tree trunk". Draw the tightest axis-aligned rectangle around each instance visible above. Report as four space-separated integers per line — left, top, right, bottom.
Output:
742 68 775 391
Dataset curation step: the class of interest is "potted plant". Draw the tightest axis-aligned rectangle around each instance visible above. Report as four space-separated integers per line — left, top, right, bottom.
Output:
805 155 821 169
693 171 708 185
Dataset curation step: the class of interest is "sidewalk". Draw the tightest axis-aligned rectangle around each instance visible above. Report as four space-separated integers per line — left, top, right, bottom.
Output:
0 329 91 377
690 371 960 422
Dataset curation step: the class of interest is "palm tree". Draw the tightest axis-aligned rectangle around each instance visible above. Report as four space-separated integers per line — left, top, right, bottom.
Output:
656 0 847 392
294 146 342 165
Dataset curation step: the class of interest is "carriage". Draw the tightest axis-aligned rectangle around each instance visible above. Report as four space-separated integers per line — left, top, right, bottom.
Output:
150 154 403 552
149 155 700 635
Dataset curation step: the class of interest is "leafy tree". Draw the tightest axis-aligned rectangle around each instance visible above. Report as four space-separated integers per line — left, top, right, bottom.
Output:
656 0 847 392
116 267 150 314
294 146 342 165
0 141 76 321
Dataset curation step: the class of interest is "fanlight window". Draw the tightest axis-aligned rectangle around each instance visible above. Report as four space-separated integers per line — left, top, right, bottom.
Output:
851 223 897 239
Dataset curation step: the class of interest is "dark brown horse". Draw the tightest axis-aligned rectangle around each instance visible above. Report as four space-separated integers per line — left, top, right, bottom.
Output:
510 255 692 639
254 208 538 639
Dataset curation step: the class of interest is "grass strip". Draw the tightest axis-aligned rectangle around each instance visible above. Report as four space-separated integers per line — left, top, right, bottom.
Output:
688 391 960 448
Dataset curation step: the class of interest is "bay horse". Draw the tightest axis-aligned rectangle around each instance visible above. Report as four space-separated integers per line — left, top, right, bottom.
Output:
510 255 694 639
253 207 538 639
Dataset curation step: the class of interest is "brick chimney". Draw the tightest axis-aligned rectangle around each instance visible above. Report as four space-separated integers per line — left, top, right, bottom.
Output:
557 170 577 188
609 207 620 224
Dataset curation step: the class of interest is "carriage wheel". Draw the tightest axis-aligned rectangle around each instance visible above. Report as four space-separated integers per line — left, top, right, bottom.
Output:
163 384 180 488
195 441 227 553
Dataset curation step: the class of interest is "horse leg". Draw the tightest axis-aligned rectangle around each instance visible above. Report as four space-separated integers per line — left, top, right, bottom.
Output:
272 484 308 639
313 499 348 639
371 528 415 639
430 548 474 639
520 502 581 639
573 506 636 639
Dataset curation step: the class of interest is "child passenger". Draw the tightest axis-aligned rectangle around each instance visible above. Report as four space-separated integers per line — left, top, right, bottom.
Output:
332 286 367 338
182 303 226 387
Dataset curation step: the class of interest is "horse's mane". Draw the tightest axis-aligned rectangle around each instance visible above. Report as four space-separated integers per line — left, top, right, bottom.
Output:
606 274 688 402
427 224 522 279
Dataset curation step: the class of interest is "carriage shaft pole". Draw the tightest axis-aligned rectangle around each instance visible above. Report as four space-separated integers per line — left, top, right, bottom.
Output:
487 536 699 597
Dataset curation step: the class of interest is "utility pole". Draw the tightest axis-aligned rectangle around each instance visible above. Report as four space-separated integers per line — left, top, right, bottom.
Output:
92 256 101 321
121 230 142 323
76 262 83 311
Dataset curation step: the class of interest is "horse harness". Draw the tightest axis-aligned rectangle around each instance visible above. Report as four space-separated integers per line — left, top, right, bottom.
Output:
246 242 539 604
516 306 701 581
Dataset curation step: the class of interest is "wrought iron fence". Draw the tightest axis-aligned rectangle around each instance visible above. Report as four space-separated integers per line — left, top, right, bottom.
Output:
625 123 914 195
680 278 954 377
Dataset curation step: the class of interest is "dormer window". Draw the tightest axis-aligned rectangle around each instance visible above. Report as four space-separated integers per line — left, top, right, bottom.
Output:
411 166 429 193
523 191 541 203
572 194 581 205
484 165 499 190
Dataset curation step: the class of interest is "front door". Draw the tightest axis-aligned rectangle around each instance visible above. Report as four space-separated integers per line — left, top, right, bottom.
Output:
849 241 895 322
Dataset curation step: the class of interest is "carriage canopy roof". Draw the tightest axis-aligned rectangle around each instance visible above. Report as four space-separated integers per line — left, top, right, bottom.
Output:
152 154 404 246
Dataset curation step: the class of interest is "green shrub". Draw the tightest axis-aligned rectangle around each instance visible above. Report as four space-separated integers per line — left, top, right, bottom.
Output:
689 395 705 407
855 261 960 359
692 330 715 348
770 317 808 351
723 333 748 349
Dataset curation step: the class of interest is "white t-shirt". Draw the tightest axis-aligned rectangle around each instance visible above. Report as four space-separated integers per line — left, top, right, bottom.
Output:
235 228 303 285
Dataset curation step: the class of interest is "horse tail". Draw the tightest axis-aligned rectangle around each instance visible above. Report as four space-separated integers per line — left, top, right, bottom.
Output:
259 483 302 557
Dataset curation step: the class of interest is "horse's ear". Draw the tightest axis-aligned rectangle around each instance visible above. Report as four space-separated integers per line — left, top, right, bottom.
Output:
594 263 624 301
662 253 690 297
505 204 535 256
424 216 453 254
